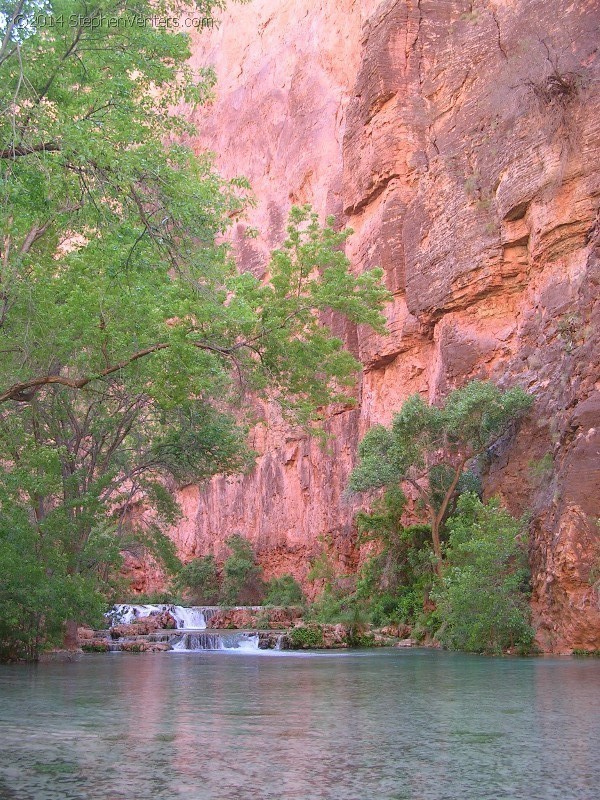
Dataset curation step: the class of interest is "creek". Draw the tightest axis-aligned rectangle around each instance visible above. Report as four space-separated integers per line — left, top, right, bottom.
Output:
0 649 598 799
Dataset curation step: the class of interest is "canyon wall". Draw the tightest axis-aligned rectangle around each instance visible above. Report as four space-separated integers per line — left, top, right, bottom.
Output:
148 0 598 652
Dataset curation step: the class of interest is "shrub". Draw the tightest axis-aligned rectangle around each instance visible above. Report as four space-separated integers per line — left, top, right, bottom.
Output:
354 489 436 627
308 585 356 623
220 535 264 605
264 575 305 606
174 556 220 605
349 381 532 570
528 453 553 484
432 494 534 654
412 607 443 642
306 498 436 629
0 521 105 662
254 611 272 629
288 626 324 649
370 586 425 627
81 643 109 653
368 593 402 627
338 605 372 646
528 69 581 108
345 631 375 648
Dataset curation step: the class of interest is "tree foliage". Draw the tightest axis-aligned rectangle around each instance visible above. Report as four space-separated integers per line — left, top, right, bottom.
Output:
220 534 264 606
0 493 107 660
432 494 534 654
349 381 532 568
356 488 432 592
0 0 390 657
354 488 434 625
264 575 305 607
1 0 389 413
174 555 219 605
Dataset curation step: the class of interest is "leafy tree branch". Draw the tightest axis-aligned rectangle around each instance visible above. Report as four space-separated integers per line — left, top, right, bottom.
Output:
348 381 533 573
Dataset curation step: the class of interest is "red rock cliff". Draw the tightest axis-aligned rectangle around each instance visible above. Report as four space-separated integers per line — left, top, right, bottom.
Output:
142 0 599 652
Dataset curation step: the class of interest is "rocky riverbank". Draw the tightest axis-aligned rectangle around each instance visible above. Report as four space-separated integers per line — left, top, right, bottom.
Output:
77 614 417 652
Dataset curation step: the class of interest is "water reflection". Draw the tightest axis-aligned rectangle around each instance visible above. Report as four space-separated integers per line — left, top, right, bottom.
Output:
0 651 598 799
533 659 600 797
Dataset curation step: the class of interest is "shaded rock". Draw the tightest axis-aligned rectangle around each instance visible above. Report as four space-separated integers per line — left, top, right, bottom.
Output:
372 633 398 646
39 651 85 663
109 614 175 639
153 611 177 630
329 624 352 647
378 624 412 639
119 639 170 653
205 609 256 630
257 632 280 650
206 607 303 630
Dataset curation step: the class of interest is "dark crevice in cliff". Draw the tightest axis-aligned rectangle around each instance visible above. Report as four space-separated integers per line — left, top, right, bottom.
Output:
490 9 508 61
343 173 401 216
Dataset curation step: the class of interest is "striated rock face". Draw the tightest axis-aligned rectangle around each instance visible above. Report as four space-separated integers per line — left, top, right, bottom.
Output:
134 0 600 651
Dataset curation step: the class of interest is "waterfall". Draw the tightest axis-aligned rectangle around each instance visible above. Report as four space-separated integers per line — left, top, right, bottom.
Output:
171 606 209 630
173 632 260 652
107 604 220 630
96 603 289 652
104 605 282 653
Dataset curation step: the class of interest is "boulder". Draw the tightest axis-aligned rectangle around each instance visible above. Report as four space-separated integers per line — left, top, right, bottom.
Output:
257 632 280 650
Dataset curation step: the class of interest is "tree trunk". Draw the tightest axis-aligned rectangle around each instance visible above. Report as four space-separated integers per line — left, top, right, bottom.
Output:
430 460 468 576
431 517 443 576
63 619 79 650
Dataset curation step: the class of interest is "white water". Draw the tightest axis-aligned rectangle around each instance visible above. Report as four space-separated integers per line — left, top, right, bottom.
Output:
106 605 282 652
107 604 216 630
173 632 261 652
233 635 261 652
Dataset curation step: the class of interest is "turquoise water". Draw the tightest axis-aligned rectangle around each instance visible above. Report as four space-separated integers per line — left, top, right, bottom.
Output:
0 649 598 799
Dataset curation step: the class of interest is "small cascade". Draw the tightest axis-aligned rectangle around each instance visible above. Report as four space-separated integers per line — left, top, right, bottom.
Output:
171 606 209 630
107 604 219 630
102 604 285 653
173 632 260 652
202 607 219 626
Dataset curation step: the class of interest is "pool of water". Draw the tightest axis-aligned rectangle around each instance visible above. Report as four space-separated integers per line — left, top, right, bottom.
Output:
0 649 598 799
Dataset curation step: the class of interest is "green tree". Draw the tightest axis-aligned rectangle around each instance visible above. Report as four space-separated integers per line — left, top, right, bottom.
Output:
348 381 532 572
0 513 107 661
174 555 219 605
356 487 432 593
355 488 434 625
264 575 305 606
0 0 391 657
220 534 263 606
432 493 534 654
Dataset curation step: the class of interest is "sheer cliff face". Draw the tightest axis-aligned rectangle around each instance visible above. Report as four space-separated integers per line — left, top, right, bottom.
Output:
162 0 599 651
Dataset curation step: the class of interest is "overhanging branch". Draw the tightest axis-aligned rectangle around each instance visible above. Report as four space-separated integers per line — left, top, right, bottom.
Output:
0 339 245 403
0 142 61 159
